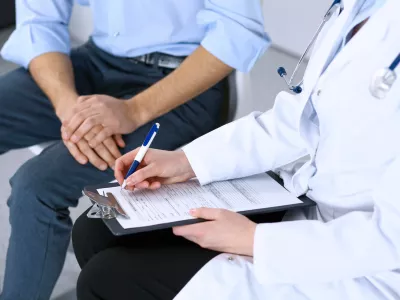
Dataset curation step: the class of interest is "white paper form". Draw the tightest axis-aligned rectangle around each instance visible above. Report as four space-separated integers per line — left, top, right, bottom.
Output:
97 173 302 229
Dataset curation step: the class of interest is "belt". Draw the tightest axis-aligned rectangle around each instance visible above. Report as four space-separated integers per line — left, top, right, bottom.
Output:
128 53 186 69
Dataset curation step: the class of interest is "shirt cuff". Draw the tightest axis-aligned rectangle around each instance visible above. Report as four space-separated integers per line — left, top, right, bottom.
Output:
198 11 270 72
1 23 71 69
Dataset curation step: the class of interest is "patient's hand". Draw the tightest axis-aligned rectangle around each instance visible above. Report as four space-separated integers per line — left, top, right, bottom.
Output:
114 149 195 190
61 95 138 147
63 125 124 171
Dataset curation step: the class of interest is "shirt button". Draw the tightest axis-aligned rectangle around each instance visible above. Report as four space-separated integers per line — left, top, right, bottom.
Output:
227 256 234 262
113 32 120 37
317 90 322 96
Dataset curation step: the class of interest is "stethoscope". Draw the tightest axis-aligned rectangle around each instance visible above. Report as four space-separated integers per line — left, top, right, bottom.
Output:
277 0 399 99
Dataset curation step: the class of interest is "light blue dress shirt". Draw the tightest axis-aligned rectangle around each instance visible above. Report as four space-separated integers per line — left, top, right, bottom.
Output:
0 0 270 72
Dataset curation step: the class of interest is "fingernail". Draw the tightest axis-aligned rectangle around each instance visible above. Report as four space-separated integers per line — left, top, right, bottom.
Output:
62 132 69 139
189 209 196 216
71 135 78 142
101 164 107 170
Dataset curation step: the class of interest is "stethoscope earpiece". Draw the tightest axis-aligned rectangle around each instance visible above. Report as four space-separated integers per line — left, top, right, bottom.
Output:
276 67 303 94
292 86 303 94
277 67 287 77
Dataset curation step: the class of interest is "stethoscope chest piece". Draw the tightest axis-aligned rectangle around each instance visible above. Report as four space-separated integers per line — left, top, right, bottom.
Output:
369 68 397 99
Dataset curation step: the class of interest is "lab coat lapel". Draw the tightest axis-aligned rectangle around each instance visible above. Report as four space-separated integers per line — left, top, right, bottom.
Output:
299 0 360 103
322 1 392 79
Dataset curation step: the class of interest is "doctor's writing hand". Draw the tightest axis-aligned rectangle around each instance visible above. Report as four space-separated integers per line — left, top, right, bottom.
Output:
115 149 195 190
61 95 139 147
173 208 256 257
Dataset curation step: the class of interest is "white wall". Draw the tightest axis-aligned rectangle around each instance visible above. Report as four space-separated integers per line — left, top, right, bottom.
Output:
69 5 93 43
262 0 331 56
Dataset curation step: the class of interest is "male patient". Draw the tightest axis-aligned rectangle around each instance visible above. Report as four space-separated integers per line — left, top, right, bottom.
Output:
0 0 269 299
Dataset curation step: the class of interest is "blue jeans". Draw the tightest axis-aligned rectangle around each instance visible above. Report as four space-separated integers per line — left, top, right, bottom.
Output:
0 41 223 300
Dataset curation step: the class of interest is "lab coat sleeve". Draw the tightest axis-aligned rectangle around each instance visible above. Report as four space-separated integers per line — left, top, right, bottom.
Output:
197 0 270 72
183 91 308 185
0 0 73 68
253 154 400 285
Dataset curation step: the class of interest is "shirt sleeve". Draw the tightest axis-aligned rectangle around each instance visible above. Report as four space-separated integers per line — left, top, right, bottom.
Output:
197 0 270 72
253 154 400 285
183 91 307 185
1 0 73 68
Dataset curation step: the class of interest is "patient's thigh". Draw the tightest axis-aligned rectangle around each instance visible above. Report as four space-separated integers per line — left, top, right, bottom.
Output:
0 68 61 153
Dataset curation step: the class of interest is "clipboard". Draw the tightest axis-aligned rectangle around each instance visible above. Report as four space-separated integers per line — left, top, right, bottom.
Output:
83 172 316 236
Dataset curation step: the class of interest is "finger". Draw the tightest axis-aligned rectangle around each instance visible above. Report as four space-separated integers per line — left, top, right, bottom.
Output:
64 141 88 165
70 115 102 143
89 128 113 148
84 125 102 142
114 148 141 184
114 134 126 148
61 102 92 128
149 181 161 190
63 108 96 141
127 175 161 189
77 95 93 103
125 185 135 191
103 138 122 160
126 164 158 186
190 207 224 220
132 180 150 189
77 140 108 171
94 143 116 169
173 222 208 237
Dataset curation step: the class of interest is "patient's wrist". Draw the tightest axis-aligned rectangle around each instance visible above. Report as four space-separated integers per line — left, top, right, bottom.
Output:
54 93 79 121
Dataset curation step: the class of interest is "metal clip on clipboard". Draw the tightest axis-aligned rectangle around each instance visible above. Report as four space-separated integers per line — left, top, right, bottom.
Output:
83 190 128 220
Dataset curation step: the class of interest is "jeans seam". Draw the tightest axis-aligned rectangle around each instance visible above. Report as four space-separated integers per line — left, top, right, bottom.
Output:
34 219 52 300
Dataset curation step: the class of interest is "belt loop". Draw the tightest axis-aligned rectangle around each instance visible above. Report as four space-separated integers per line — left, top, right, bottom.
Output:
152 53 161 70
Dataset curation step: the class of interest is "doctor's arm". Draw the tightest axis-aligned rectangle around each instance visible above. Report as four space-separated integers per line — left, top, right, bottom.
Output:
251 155 400 285
115 92 307 189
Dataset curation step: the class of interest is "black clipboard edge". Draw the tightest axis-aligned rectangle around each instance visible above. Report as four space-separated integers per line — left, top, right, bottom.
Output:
84 172 315 236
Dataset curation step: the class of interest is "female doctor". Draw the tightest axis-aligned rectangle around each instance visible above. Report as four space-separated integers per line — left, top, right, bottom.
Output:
72 0 400 299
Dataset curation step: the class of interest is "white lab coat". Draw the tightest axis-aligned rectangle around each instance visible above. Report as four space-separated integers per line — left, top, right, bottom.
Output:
177 0 400 299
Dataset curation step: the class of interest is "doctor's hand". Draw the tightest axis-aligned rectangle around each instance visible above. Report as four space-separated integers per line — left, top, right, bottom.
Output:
61 95 139 147
114 149 195 190
173 208 256 257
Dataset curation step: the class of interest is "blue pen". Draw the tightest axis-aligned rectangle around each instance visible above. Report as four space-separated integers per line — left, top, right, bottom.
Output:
121 123 160 189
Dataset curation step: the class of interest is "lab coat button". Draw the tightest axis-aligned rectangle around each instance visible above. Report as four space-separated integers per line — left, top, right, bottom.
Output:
317 90 322 96
227 256 234 262
113 32 120 37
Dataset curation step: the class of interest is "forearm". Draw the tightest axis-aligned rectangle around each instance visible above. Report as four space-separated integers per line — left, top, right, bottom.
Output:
127 46 233 126
29 52 78 120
